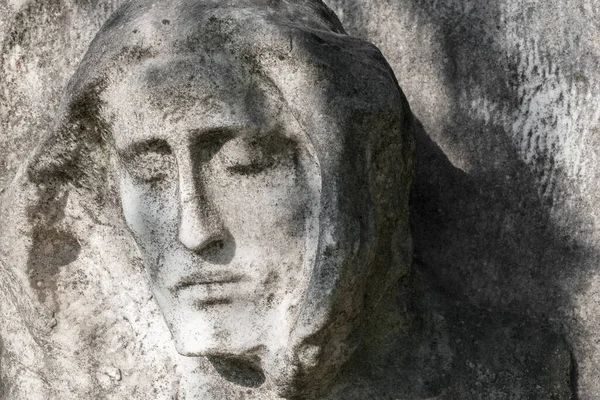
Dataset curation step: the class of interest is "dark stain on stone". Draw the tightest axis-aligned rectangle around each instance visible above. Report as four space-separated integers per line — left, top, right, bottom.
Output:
26 228 81 304
25 179 80 305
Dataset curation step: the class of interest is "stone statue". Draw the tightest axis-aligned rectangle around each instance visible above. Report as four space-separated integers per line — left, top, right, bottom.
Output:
9 0 414 398
0 0 576 399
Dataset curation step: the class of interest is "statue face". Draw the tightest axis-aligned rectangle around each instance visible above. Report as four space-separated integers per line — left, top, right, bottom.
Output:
26 1 412 395
105 58 320 358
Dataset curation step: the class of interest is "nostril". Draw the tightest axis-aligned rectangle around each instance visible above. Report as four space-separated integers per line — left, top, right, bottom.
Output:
179 227 235 264
201 238 225 255
195 234 235 264
179 227 225 253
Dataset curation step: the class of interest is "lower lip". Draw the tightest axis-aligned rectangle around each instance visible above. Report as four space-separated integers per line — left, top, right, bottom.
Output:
193 297 233 307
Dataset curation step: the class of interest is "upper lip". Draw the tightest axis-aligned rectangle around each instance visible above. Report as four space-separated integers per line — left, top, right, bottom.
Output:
172 272 246 293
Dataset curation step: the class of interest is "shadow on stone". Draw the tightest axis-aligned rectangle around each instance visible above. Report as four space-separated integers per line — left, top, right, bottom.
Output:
207 355 266 388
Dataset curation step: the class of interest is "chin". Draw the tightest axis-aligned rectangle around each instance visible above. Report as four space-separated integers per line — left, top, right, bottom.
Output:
167 304 274 358
173 333 264 359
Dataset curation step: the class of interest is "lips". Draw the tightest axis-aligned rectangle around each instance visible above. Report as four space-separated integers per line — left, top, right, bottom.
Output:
171 272 247 293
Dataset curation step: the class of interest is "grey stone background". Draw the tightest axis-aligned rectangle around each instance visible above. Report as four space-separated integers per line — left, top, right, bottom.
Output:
328 1 600 398
1 0 599 398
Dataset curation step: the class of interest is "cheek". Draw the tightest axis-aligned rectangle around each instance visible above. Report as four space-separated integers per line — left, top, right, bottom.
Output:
210 169 312 244
118 174 178 243
119 179 146 236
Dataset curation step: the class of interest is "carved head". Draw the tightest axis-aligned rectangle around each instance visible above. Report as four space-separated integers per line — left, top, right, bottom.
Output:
29 0 414 396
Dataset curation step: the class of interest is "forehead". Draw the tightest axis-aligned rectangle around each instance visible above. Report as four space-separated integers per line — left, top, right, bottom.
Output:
102 56 281 150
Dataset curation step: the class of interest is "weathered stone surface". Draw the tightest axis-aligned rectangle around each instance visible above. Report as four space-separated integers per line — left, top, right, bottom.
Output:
323 1 600 398
0 0 595 398
3 1 416 398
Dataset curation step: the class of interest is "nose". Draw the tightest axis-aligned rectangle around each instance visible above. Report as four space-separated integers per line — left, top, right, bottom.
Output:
178 199 228 254
177 158 228 254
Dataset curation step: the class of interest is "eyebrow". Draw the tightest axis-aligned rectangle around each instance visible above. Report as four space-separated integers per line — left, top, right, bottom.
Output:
188 127 238 149
115 127 243 160
117 138 171 161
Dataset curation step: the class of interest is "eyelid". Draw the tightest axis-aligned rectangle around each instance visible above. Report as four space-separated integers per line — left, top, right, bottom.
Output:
190 128 237 147
220 134 297 176
117 139 176 185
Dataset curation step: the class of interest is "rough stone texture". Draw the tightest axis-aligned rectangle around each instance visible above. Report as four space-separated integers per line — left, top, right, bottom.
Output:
2 1 416 398
0 0 596 398
323 1 600 398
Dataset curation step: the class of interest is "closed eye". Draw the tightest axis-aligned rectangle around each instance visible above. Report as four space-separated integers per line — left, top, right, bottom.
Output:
220 135 297 176
118 139 176 185
226 159 275 175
